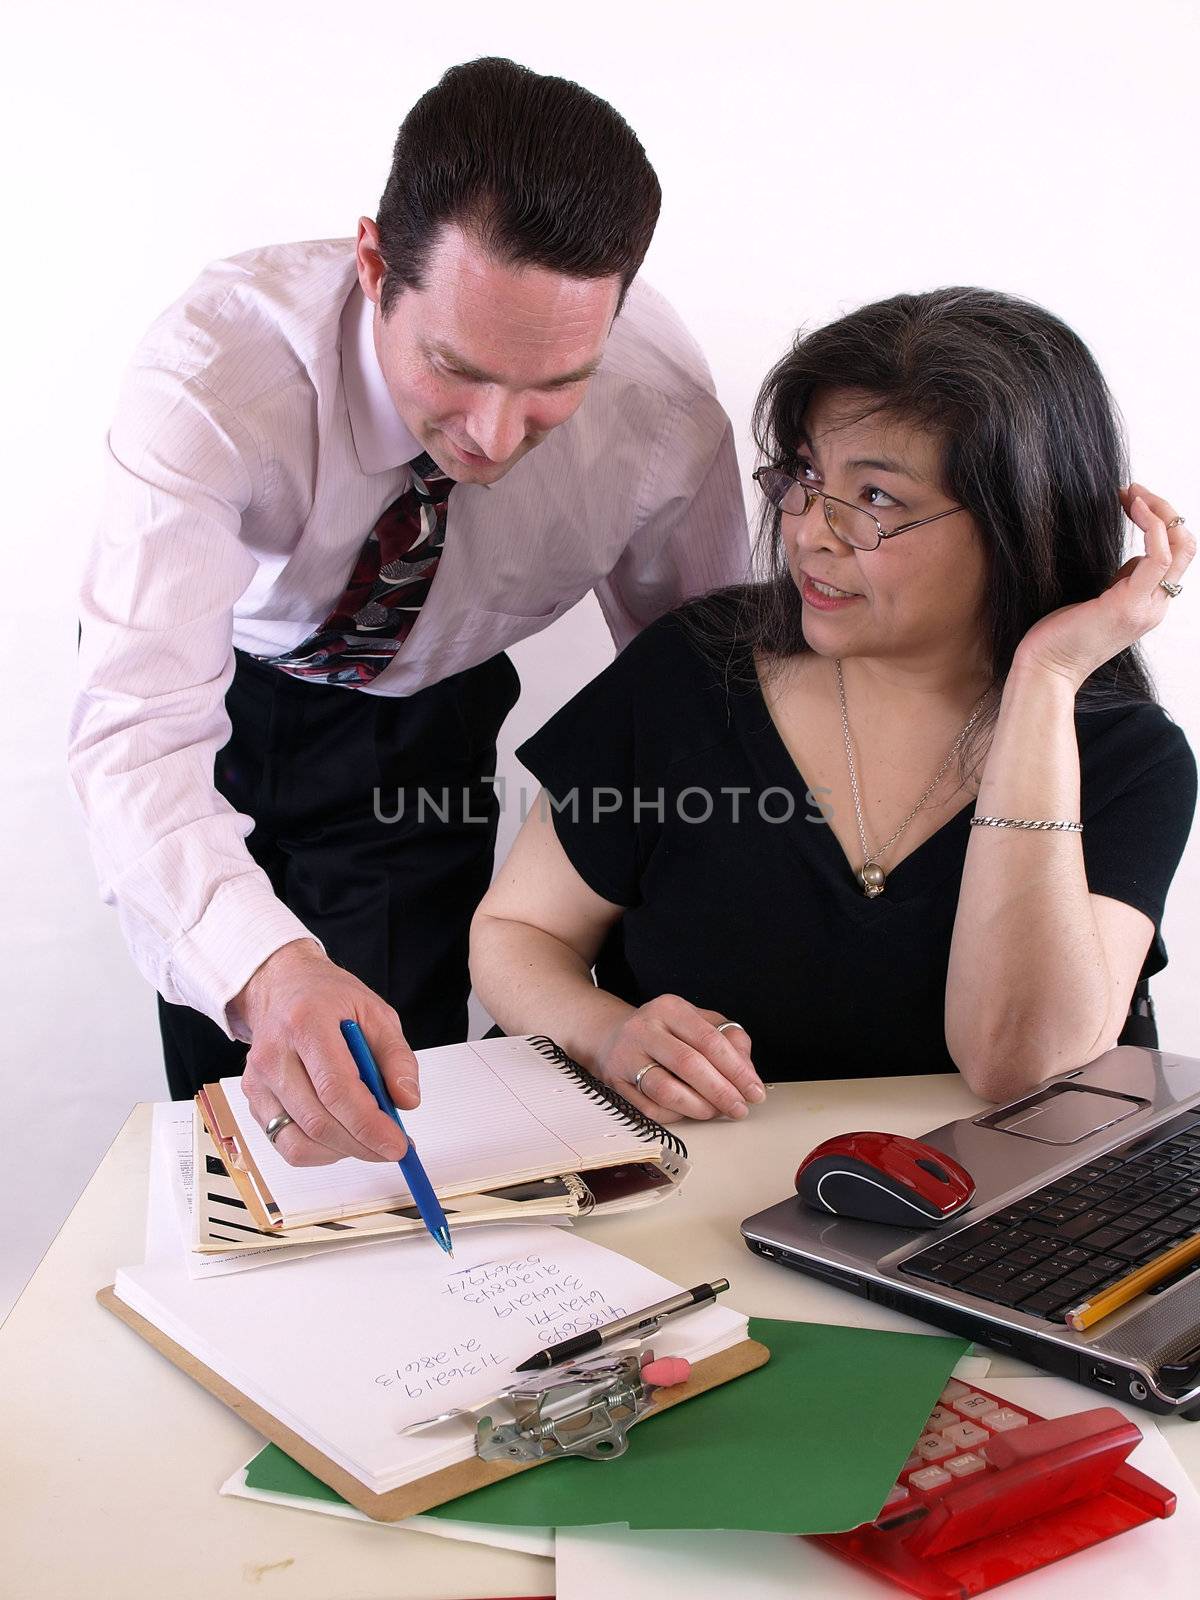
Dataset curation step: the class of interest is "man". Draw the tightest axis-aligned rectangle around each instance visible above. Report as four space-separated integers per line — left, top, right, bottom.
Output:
69 58 747 1169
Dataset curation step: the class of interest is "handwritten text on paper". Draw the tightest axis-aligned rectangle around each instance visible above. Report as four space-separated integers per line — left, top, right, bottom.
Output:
374 1253 629 1398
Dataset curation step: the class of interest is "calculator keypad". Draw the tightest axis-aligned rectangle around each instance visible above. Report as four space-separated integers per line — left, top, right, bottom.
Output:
987 1407 1030 1432
909 1465 953 1491
873 1381 1045 1526
916 1433 956 1461
944 1420 990 1449
953 1392 998 1420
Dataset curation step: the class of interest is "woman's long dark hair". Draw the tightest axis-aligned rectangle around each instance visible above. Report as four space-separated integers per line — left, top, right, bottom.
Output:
684 287 1155 745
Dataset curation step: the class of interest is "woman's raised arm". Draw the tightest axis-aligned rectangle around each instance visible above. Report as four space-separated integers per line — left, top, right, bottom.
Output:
946 486 1194 1099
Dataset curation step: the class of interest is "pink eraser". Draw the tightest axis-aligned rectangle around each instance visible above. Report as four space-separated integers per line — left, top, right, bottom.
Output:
640 1356 691 1387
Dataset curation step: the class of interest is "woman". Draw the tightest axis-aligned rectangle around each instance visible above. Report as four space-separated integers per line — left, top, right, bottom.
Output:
470 288 1196 1118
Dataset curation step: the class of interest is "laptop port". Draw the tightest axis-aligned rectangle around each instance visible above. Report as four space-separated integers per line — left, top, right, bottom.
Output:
1090 1366 1119 1390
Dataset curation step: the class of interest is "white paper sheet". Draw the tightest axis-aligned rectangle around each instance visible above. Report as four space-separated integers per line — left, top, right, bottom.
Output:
149 1103 390 1279
217 1464 554 1556
554 1374 1200 1599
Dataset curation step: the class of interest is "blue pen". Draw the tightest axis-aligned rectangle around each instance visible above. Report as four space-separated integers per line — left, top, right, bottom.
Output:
340 1019 453 1256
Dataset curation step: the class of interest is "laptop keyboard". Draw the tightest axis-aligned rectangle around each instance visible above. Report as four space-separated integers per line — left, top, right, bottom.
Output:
899 1117 1200 1322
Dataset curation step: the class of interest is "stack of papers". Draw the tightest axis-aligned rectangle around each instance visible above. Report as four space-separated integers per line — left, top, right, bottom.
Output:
120 1107 748 1497
208 1034 680 1228
153 1103 404 1280
153 1104 575 1280
182 1035 691 1269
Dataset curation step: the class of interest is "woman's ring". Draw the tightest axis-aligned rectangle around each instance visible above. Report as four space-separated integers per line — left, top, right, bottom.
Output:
632 1063 659 1094
1166 516 1186 529
1159 579 1183 598
716 1021 745 1036
265 1111 295 1145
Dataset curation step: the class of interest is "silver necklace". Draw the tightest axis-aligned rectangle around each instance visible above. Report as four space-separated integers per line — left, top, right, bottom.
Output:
836 658 990 898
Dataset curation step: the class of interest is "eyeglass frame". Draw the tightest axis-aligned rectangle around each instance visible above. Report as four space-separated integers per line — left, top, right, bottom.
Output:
752 464 967 551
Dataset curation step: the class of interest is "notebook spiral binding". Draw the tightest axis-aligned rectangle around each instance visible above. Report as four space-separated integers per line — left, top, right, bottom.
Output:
526 1036 688 1159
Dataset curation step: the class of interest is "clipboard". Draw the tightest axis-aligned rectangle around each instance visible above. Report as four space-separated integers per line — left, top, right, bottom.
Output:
97 1285 769 1522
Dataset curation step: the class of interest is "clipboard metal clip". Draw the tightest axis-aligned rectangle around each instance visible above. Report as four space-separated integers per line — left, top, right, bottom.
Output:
473 1348 659 1464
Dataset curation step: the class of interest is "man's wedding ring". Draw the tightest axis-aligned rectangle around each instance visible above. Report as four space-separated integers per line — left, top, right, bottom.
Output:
265 1111 294 1144
633 1063 658 1094
716 1021 745 1036
1159 579 1183 598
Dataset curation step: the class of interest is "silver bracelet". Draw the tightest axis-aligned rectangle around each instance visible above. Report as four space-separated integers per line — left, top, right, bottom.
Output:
970 815 1083 833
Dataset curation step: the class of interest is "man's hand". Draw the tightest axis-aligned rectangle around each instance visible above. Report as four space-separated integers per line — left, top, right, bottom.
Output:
227 940 420 1166
595 994 766 1122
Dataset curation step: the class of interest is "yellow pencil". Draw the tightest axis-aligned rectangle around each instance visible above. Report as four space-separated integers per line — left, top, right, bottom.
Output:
1065 1230 1200 1331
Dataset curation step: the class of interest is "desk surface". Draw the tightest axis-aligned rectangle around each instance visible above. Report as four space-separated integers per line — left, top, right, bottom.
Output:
5 1074 1200 1599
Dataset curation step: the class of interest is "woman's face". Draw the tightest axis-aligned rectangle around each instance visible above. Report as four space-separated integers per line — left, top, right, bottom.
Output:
780 390 991 677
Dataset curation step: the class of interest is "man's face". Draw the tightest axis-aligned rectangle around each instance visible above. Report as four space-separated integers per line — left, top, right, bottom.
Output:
356 219 621 485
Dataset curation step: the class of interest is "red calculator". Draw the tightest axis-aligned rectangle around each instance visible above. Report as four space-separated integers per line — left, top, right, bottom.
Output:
808 1378 1175 1599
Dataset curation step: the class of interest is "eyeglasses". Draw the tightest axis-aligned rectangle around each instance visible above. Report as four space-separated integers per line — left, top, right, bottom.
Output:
753 465 966 552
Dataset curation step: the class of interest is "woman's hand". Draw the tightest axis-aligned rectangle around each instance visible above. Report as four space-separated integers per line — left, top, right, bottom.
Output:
1013 484 1193 689
594 994 767 1122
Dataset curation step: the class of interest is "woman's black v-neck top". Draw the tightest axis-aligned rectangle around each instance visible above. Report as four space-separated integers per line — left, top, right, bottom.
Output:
516 609 1196 1083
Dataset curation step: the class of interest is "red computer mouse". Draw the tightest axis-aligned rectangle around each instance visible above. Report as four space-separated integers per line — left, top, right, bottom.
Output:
795 1131 976 1226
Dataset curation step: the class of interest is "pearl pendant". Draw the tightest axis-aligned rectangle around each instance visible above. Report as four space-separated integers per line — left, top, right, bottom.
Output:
859 861 886 898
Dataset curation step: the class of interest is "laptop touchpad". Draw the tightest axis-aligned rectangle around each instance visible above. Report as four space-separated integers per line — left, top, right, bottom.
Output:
983 1084 1147 1144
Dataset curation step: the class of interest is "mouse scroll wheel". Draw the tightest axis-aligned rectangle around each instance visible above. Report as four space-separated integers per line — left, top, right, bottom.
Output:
916 1157 951 1183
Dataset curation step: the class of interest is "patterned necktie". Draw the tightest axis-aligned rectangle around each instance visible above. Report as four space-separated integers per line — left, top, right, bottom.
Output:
264 452 454 686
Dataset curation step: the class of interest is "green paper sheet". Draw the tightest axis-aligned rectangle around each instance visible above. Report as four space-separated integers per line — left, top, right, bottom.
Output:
243 1318 967 1534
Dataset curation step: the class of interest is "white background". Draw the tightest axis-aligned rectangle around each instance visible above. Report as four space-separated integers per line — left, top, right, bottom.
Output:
2 0 1197 1319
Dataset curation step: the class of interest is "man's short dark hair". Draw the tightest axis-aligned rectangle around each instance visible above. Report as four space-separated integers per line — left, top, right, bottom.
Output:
376 57 661 316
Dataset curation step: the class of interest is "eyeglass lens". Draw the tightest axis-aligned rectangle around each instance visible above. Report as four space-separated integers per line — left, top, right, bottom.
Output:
759 469 878 549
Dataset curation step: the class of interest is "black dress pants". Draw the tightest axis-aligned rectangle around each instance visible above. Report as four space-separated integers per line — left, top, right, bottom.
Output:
158 648 521 1099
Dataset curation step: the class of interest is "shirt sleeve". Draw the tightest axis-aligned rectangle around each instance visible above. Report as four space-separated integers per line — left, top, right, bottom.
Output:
67 362 324 1037
1081 709 1197 977
516 622 682 907
592 393 750 651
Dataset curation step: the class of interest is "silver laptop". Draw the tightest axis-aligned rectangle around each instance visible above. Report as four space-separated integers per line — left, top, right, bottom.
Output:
741 1046 1200 1418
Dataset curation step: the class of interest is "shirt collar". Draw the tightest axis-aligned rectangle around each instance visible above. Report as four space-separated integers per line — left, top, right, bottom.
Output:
341 282 421 474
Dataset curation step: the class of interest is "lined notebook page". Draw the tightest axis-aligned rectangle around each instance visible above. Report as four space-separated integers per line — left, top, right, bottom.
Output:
223 1037 654 1225
475 1035 657 1162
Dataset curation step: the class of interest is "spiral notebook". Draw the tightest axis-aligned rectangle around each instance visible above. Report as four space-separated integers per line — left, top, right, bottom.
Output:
199 1034 689 1233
